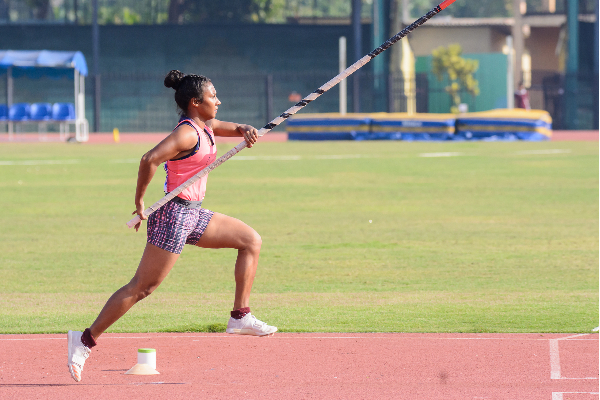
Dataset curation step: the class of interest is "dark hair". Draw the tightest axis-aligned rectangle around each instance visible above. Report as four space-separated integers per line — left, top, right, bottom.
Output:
164 70 211 114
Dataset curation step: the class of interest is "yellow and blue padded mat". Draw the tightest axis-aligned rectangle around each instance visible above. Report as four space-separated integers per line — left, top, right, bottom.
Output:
286 113 372 141
455 109 552 141
368 113 456 141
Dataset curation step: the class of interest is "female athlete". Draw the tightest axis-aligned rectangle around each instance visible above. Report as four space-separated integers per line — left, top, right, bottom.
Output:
67 70 276 382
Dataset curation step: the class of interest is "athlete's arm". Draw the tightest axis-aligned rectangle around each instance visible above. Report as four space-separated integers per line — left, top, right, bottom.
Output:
132 125 198 231
208 119 258 147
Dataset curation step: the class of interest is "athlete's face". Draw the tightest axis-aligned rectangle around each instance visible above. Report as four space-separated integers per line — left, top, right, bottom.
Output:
196 83 220 120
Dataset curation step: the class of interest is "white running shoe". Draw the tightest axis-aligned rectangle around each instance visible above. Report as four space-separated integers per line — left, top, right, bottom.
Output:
226 313 277 336
67 330 91 382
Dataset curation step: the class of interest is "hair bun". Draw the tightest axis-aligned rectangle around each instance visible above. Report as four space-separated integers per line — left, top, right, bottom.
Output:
164 70 185 90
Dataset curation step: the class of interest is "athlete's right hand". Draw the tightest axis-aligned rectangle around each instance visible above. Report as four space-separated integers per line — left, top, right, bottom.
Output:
133 201 147 232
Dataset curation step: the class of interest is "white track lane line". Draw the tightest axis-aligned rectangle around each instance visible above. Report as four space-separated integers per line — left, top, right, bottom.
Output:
1 334 597 341
550 334 599 380
549 339 562 379
553 393 599 400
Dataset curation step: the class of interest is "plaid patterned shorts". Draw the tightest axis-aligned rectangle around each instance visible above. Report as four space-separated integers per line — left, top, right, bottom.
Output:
147 199 214 254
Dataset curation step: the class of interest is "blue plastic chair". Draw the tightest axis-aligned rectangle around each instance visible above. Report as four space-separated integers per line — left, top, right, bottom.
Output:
0 104 7 121
30 103 53 121
52 103 76 121
9 103 30 121
52 103 77 140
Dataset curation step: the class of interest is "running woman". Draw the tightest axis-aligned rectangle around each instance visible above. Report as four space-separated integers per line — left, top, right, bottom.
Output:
67 70 277 382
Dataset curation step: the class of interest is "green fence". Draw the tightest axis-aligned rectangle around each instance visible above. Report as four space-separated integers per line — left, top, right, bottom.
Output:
1 24 596 132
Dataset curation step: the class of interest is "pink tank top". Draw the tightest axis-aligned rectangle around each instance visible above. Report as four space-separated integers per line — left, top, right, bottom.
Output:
164 119 217 201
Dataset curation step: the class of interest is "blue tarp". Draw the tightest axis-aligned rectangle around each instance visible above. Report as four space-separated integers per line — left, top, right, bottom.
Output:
0 50 88 78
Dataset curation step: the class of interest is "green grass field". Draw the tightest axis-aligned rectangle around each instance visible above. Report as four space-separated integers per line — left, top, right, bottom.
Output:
0 140 597 334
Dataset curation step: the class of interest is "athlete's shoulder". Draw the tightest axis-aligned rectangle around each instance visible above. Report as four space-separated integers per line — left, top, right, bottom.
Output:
168 122 199 149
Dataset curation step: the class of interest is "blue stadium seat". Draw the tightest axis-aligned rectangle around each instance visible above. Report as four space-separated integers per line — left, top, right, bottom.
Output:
52 103 76 121
30 103 53 121
9 103 30 121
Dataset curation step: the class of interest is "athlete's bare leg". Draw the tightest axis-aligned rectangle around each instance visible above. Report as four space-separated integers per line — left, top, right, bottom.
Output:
195 212 262 310
89 243 179 338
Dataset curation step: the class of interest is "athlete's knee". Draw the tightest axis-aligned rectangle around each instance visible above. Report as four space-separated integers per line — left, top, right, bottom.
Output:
138 284 158 300
244 230 262 253
128 277 160 301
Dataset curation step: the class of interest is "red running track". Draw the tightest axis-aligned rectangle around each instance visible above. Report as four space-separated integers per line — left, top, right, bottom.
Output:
0 333 597 399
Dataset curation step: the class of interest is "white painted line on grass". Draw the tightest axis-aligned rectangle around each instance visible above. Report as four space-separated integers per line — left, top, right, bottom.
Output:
313 154 368 160
514 149 571 155
232 155 302 161
231 154 372 161
0 159 81 166
109 158 139 164
419 152 464 158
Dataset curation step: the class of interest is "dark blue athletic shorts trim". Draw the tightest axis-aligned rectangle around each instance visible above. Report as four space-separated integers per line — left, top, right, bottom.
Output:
146 199 214 254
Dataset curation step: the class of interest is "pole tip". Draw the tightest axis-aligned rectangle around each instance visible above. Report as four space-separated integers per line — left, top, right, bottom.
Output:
439 0 457 10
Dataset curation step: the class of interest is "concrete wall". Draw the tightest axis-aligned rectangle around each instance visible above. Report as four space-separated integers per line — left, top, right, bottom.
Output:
406 26 510 57
526 27 561 71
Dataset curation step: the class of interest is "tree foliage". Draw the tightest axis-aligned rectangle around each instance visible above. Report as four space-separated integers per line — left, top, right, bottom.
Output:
167 0 284 23
409 0 512 18
14 0 591 24
431 44 480 113
24 0 50 19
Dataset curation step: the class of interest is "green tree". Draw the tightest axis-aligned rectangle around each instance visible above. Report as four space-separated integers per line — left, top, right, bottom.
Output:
167 0 283 23
431 44 480 113
99 6 142 24
25 0 50 19
409 0 511 18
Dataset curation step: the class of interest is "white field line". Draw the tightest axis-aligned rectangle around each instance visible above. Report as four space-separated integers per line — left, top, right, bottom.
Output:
514 149 571 155
232 155 302 161
109 158 140 164
419 152 464 158
0 154 374 166
112 154 374 163
314 154 366 160
231 154 372 161
0 149 573 166
0 159 81 166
